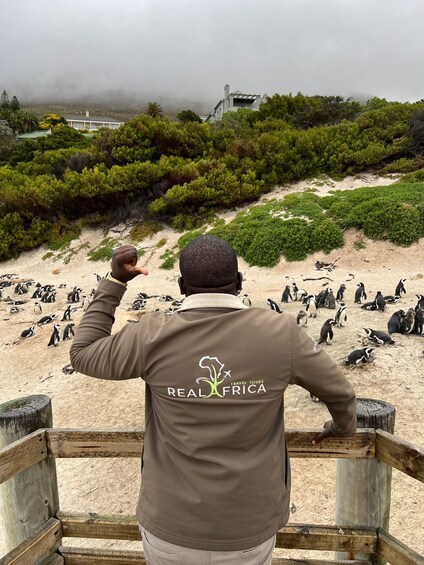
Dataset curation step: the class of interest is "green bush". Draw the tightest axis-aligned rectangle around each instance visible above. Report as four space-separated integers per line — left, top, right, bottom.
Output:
310 219 344 254
47 218 82 250
177 229 205 250
129 221 164 242
159 249 178 269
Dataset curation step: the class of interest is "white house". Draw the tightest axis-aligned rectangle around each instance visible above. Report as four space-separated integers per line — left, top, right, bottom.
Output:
207 85 267 123
64 111 124 131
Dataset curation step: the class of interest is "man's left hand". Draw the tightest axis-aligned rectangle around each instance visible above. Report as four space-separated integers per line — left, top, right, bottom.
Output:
312 420 336 445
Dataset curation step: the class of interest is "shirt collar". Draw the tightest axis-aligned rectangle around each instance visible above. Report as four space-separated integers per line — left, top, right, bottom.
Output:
178 293 248 311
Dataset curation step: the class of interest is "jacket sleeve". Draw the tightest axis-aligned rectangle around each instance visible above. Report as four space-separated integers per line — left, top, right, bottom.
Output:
70 279 145 380
289 317 357 437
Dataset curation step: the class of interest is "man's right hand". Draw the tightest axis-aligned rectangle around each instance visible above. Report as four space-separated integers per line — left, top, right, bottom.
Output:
111 245 149 284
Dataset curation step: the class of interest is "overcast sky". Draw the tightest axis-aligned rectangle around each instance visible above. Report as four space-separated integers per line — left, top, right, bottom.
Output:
1 0 423 111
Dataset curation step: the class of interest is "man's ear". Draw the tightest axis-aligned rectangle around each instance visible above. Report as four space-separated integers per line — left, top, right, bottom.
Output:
236 272 243 292
178 276 186 296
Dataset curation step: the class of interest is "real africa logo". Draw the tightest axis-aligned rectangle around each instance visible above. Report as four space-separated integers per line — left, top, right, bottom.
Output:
196 356 231 398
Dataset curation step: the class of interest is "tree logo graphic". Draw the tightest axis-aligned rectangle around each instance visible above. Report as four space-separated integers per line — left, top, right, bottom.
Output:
196 356 229 398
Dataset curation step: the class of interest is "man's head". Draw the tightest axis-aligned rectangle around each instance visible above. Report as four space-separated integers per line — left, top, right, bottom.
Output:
178 235 242 296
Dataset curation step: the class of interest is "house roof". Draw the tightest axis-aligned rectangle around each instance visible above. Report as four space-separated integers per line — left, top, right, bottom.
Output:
64 115 123 123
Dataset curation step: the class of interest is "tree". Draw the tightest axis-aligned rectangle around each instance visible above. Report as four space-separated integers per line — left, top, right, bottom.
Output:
10 96 20 111
144 101 164 119
409 108 424 154
39 113 68 129
177 109 202 123
1 90 10 109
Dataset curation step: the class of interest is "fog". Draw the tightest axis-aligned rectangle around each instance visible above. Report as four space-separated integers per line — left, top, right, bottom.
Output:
1 0 423 113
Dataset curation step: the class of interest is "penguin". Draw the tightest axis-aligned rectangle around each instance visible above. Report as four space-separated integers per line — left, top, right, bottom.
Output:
63 323 75 340
334 302 347 327
33 302 42 315
46 291 56 303
318 319 335 345
346 347 374 365
310 393 320 403
81 295 91 311
47 324 60 347
374 291 386 312
137 292 158 300
296 310 308 327
281 285 293 303
94 273 103 281
159 295 174 302
413 307 424 335
266 298 282 313
336 284 346 302
395 279 406 296
400 308 416 334
68 287 80 303
416 295 424 310
171 300 184 308
316 289 328 308
324 289 336 309
130 299 146 311
355 282 367 304
10 306 21 314
241 293 252 306
387 310 406 334
61 305 73 321
62 364 76 374
363 328 395 345
32 288 42 299
37 313 56 325
21 325 35 339
360 301 377 311
384 295 400 304
306 295 317 318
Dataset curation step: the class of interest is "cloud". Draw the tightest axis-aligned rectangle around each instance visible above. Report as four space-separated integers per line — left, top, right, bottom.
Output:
1 0 423 111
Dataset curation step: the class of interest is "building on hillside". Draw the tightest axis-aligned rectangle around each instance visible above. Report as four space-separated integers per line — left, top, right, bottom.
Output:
206 85 267 123
64 111 124 131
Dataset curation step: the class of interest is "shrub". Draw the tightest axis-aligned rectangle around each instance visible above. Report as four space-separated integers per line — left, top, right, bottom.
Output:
386 204 422 246
159 249 178 269
244 219 286 267
310 219 344 254
47 218 82 250
129 221 164 242
177 229 205 250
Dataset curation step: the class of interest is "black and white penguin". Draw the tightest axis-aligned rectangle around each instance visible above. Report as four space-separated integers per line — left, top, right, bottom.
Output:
33 302 42 315
46 291 57 303
241 293 252 306
413 307 424 335
360 301 377 311
281 285 293 303
37 313 56 325
31 288 42 299
62 364 76 374
363 328 395 345
131 299 146 311
296 310 308 327
387 310 406 334
159 295 174 302
10 306 21 314
374 291 386 312
47 324 61 347
63 323 75 340
416 295 424 310
318 319 335 345
395 278 407 296
94 273 103 281
334 302 347 327
354 282 367 304
324 289 336 310
384 295 400 304
292 283 307 301
266 298 282 313
81 295 91 311
68 287 80 303
306 295 317 318
400 308 416 334
61 305 73 321
21 325 35 339
316 289 328 308
346 347 374 365
336 284 346 302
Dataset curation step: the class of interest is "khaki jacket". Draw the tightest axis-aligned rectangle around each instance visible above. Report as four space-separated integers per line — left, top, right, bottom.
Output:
70 280 356 551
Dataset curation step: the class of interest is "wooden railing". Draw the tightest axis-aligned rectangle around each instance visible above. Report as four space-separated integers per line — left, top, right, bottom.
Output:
0 397 423 565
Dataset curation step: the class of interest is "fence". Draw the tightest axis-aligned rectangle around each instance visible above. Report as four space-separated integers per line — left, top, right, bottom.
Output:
0 395 423 565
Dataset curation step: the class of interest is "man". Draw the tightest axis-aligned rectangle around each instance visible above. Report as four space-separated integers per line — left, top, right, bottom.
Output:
70 235 356 564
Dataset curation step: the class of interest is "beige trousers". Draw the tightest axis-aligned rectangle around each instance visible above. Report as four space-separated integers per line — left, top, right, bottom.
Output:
140 527 276 565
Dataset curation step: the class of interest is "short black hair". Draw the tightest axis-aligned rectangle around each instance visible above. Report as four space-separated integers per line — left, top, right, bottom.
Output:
179 235 238 292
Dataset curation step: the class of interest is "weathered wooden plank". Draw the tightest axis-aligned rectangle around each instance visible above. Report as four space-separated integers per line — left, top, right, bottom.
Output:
41 555 64 565
58 547 372 565
58 512 141 541
57 513 376 553
47 429 374 459
0 430 48 485
376 429 424 482
287 429 375 459
0 518 62 565
46 430 144 458
59 547 144 565
275 524 376 552
377 529 424 565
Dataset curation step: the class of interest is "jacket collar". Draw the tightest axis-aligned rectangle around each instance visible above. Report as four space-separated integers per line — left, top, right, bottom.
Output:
178 293 247 311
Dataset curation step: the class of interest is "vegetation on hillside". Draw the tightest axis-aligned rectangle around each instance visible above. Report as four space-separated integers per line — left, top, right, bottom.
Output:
0 92 424 264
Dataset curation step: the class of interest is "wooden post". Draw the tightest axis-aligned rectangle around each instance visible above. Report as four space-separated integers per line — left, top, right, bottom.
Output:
335 398 395 564
0 395 59 555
